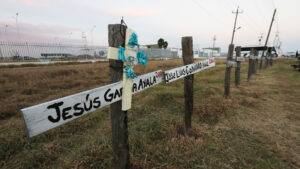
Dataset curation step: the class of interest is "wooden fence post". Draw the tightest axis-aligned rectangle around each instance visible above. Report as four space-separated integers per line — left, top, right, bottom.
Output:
235 46 241 88
182 36 194 134
259 50 264 70
265 51 270 69
270 53 274 66
224 44 234 98
108 24 131 169
253 50 258 75
247 48 254 82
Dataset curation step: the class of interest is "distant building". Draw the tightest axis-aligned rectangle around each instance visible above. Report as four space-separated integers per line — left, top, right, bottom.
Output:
241 46 278 58
193 47 221 57
287 52 296 57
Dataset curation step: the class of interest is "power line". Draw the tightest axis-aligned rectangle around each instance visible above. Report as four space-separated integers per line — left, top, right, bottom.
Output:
253 0 269 22
271 0 276 9
258 33 264 46
259 9 276 69
239 14 263 35
190 0 231 26
223 0 268 43
231 1 267 46
242 11 265 32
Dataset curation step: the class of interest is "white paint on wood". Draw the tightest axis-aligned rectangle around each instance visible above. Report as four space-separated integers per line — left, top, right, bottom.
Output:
122 72 133 111
121 28 138 110
22 70 163 137
226 60 237 68
249 56 258 59
236 57 245 62
125 48 137 58
107 47 119 60
164 58 215 83
125 28 134 47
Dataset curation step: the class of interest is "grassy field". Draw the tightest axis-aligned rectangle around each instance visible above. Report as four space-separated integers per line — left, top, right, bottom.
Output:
0 58 299 169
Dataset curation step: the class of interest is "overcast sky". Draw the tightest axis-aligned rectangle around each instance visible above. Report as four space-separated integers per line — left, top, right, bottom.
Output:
0 0 299 53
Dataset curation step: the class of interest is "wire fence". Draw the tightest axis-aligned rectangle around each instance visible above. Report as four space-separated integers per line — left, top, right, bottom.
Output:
0 41 180 61
140 48 179 59
0 41 108 60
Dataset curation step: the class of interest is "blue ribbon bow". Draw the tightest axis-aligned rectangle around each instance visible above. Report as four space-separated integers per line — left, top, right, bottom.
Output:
125 65 137 79
118 46 125 62
137 50 148 66
128 32 139 48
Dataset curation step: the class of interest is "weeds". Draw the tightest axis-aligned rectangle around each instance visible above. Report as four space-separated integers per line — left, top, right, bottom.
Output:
0 58 299 168
196 96 233 124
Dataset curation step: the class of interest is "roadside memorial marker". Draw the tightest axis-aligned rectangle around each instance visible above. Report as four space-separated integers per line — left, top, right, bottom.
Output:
21 70 163 137
164 58 215 83
107 28 147 111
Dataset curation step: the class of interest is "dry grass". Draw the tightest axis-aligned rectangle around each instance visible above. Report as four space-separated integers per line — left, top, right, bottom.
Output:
196 96 234 124
0 58 299 169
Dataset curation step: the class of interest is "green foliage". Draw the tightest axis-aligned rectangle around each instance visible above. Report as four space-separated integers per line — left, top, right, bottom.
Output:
157 38 164 48
163 41 168 49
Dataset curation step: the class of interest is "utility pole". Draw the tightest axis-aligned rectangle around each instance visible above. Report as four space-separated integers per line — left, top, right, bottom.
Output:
68 32 73 44
273 31 280 48
0 30 2 58
259 9 277 69
211 35 216 57
4 25 8 40
81 32 88 59
16 13 21 41
90 25 96 46
258 34 263 46
231 6 243 44
224 6 242 98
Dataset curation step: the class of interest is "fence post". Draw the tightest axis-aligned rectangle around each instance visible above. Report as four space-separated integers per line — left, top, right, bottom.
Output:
182 36 194 134
247 48 254 82
265 51 270 69
235 46 241 88
108 24 131 169
259 51 264 70
0 41 3 59
253 49 258 75
270 53 273 66
224 44 234 98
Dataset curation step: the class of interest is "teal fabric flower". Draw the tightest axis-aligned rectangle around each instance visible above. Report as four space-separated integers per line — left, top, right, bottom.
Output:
117 32 147 79
118 46 125 62
137 50 148 66
127 56 135 63
125 65 137 79
128 32 139 48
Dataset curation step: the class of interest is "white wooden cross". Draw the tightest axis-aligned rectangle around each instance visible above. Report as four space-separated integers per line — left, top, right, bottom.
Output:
21 27 154 137
107 28 147 111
